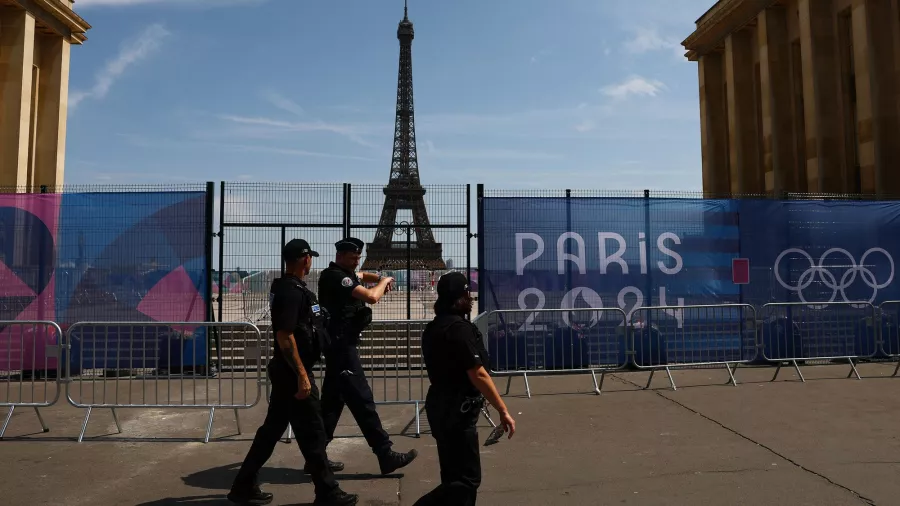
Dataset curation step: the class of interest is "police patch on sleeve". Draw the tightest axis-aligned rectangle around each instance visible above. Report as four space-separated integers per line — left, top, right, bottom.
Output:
341 277 354 288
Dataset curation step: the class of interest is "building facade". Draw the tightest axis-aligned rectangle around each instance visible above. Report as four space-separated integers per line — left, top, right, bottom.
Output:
683 0 900 197
0 0 90 191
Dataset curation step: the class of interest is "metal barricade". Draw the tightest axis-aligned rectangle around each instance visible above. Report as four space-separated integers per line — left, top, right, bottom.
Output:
360 319 430 436
878 301 900 376
260 319 431 440
629 304 758 391
483 308 629 398
759 302 877 382
0 321 64 439
64 321 263 443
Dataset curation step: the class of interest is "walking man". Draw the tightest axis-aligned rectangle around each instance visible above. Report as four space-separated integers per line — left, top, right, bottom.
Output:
316 237 418 475
228 239 357 506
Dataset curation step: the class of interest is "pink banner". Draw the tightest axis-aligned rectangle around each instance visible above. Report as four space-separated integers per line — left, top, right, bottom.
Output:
0 194 60 372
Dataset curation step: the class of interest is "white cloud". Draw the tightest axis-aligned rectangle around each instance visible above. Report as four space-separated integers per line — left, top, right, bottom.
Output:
237 91 381 149
75 0 262 7
530 49 551 64
219 114 381 149
262 90 306 117
623 27 686 60
69 23 169 109
600 76 667 100
574 119 596 133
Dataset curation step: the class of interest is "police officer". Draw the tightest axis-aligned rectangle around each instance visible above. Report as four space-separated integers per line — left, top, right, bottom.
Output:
316 237 418 475
228 239 358 506
413 271 516 506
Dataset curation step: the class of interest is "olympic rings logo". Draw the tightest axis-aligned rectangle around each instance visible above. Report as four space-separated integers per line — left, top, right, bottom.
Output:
773 248 895 308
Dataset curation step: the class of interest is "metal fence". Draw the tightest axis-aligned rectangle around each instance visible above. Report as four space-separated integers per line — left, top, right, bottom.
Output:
759 302 877 382
217 182 472 328
480 308 629 398
64 321 262 443
0 321 64 439
630 304 757 390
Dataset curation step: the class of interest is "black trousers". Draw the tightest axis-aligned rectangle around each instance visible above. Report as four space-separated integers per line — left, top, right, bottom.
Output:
233 369 338 498
320 342 392 454
412 390 482 506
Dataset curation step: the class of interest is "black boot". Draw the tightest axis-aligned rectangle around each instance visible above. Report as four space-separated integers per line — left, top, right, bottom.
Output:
226 485 274 505
377 448 418 475
313 487 359 506
303 459 345 474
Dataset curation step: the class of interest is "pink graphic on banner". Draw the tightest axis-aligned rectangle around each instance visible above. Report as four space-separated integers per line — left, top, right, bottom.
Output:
0 193 60 372
137 266 206 332
0 262 36 297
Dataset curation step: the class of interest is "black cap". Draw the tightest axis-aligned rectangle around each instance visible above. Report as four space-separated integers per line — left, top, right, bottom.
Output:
335 237 365 254
282 239 319 262
437 271 469 300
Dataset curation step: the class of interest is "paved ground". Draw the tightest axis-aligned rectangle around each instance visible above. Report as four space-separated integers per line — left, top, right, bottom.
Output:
2 362 899 505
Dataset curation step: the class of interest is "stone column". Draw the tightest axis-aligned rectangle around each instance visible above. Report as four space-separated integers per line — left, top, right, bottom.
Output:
699 52 729 196
0 8 36 187
34 35 71 189
758 6 795 195
856 0 900 196
798 0 843 193
725 29 761 195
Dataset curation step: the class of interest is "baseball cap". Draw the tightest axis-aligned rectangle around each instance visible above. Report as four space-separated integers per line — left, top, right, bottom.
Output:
437 271 469 300
282 238 319 262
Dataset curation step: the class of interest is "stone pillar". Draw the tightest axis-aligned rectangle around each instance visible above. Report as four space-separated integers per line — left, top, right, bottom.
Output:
857 0 900 196
758 6 795 195
798 0 843 193
725 30 761 195
34 35 71 189
0 8 36 187
699 52 730 196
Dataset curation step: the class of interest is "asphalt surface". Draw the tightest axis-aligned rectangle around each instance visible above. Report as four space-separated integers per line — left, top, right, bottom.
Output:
2 362 898 505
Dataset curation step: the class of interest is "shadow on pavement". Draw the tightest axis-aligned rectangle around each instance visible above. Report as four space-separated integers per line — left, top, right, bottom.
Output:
135 495 317 506
180 462 397 492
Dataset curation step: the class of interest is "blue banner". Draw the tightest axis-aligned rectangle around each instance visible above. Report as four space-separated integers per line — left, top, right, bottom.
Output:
481 197 900 324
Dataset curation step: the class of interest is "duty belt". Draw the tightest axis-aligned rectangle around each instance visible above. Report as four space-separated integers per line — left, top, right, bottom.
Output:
459 394 486 414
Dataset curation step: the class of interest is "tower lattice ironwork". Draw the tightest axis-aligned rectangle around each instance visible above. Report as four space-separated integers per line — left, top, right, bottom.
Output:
362 1 445 271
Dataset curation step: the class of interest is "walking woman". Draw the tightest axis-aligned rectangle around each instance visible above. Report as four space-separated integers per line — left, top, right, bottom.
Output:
414 271 516 506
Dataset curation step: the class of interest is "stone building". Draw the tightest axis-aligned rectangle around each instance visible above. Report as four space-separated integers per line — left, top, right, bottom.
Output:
0 0 90 190
683 0 900 197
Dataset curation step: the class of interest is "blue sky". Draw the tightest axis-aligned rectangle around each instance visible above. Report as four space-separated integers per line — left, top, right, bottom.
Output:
67 0 714 191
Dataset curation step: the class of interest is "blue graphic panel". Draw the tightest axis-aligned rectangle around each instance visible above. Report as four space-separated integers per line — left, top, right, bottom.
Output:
481 197 741 319
738 200 900 307
56 192 209 370
481 197 900 368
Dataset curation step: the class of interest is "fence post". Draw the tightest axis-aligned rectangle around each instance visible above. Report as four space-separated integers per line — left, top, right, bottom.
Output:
204 182 215 375
406 224 412 320
466 184 472 320
477 184 485 311
215 182 226 373
565 189 573 296
644 189 653 308
343 183 352 238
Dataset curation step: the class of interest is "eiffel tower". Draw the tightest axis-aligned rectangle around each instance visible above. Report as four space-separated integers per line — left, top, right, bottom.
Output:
362 1 445 271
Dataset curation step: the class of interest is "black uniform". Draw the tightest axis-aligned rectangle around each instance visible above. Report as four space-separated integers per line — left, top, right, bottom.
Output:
414 274 489 506
317 260 392 455
230 239 356 506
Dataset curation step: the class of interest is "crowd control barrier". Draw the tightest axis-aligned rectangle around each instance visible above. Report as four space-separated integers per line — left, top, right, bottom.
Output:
878 301 900 376
64 321 263 443
0 321 64 439
629 304 758 391
759 302 877 382
361 319 430 436
261 319 431 440
481 307 629 398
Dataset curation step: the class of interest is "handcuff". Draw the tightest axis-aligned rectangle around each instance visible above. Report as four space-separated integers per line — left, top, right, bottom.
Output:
459 395 486 414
